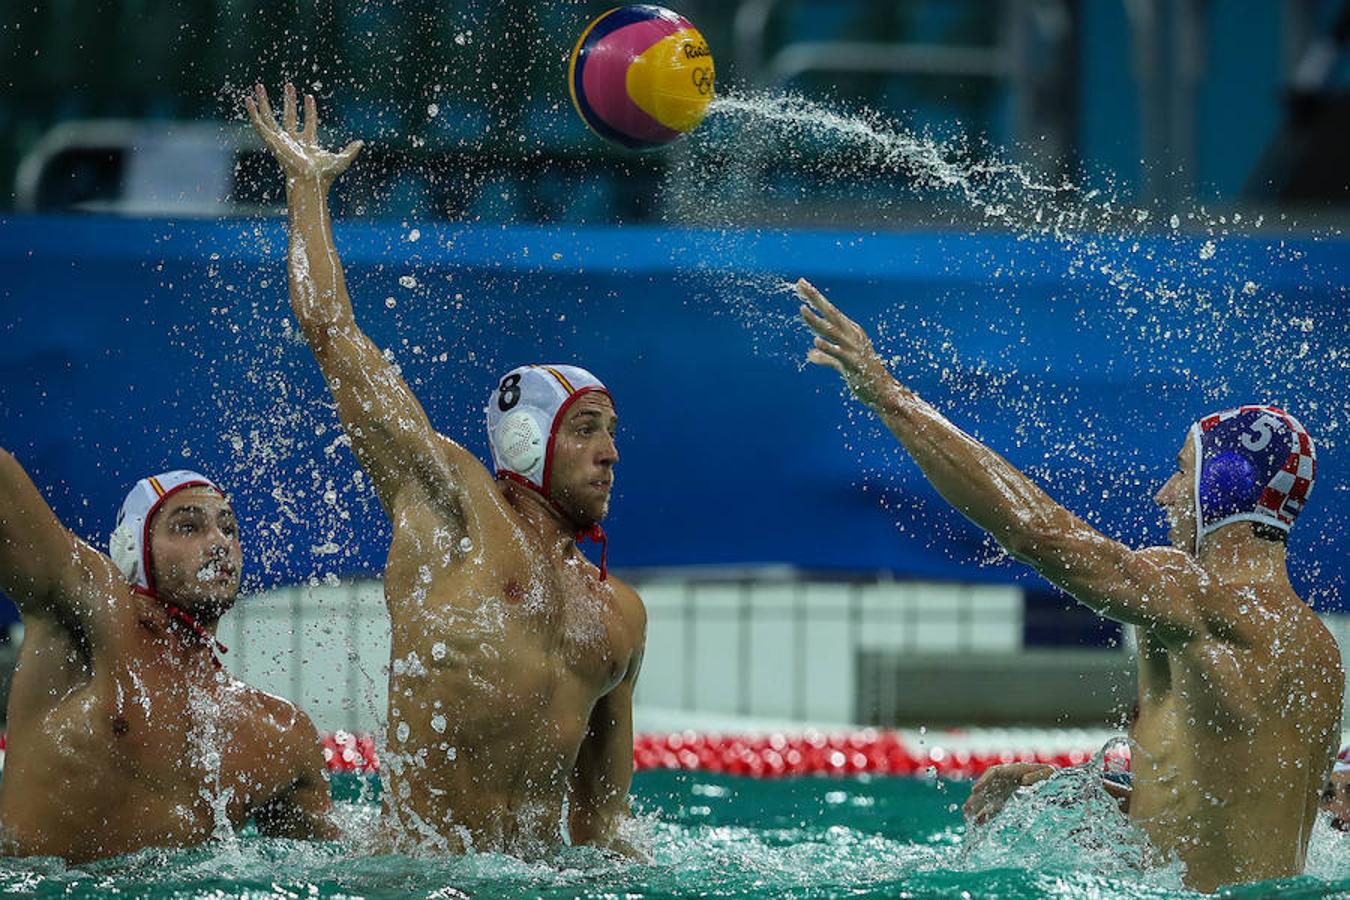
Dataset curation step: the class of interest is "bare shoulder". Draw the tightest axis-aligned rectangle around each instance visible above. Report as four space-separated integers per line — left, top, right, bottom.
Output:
1133 545 1195 570
1286 594 1342 665
72 575 153 650
39 535 134 629
1132 545 1240 613
604 574 647 633
229 681 323 754
432 431 495 490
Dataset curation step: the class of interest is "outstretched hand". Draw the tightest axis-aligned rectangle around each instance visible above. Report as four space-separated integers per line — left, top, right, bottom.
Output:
963 762 1056 826
244 83 363 188
796 278 895 408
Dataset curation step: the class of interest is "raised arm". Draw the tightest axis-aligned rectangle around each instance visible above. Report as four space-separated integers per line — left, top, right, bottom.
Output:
0 447 121 636
796 280 1209 641
245 84 469 518
568 594 646 857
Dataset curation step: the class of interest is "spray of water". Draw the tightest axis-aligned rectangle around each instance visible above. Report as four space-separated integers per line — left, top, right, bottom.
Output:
660 89 1346 589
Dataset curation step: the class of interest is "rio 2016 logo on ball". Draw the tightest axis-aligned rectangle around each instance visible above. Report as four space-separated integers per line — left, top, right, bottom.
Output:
568 5 715 150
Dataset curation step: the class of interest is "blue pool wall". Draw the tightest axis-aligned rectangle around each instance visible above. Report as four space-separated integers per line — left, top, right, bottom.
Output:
1 215 1346 612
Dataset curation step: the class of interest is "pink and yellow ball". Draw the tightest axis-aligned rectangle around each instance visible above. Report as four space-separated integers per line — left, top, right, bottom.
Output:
568 5 715 151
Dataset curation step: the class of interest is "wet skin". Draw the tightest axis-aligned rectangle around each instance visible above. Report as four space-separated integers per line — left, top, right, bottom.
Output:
248 84 646 855
1122 441 1342 890
0 474 337 863
798 280 1343 893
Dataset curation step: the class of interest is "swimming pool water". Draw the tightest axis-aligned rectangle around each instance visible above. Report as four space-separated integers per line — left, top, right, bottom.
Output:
3 770 1349 898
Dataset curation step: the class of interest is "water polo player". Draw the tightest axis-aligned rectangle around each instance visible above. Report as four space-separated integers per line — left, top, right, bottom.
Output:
246 84 646 857
795 278 1341 892
0 458 338 861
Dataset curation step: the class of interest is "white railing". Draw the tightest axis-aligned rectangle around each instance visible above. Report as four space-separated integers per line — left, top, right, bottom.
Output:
224 573 1022 733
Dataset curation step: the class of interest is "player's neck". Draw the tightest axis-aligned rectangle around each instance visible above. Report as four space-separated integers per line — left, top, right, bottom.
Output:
1198 524 1289 585
502 480 579 551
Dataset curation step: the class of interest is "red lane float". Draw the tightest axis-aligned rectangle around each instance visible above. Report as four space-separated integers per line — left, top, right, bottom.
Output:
320 730 1122 779
322 731 380 773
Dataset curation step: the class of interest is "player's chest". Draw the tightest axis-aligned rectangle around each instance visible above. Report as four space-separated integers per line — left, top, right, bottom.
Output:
101 665 252 767
501 572 633 694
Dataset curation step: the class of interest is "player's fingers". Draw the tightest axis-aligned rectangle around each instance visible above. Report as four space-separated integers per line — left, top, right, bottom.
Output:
799 302 836 337
966 772 993 804
814 335 852 361
962 794 981 820
796 277 847 322
794 277 829 311
337 139 364 165
283 83 298 134
256 84 279 131
802 306 864 358
303 93 318 144
806 347 848 377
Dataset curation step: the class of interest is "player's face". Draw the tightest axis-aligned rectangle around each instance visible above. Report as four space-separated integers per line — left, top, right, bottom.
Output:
1321 770 1350 830
147 486 242 618
549 392 619 528
1155 439 1197 552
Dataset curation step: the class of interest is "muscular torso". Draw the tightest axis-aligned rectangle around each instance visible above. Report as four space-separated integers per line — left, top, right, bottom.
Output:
379 445 644 854
1129 585 1342 892
0 599 318 863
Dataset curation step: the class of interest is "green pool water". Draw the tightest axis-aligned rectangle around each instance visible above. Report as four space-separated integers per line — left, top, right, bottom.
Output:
2 769 1348 898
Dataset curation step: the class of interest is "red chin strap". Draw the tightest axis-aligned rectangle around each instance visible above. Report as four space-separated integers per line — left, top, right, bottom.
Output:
165 604 228 670
575 523 609 582
153 595 228 670
498 472 609 581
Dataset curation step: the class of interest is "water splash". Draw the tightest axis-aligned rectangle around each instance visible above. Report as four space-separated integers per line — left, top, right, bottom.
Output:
958 741 1185 890
6 770 1348 898
185 682 240 849
661 89 1347 586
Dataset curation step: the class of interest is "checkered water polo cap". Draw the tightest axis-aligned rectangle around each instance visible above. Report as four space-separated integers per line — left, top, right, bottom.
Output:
1190 405 1316 553
109 471 225 594
485 364 612 495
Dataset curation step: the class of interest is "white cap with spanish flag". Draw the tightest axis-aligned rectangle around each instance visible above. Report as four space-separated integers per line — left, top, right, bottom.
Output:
109 470 226 596
485 364 612 496
485 364 614 580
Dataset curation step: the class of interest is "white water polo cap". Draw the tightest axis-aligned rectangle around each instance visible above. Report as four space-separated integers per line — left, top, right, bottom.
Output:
486 364 613 495
109 471 226 595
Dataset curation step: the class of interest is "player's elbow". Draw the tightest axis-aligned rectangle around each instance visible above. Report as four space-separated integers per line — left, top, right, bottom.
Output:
286 295 340 346
569 801 627 849
567 804 602 845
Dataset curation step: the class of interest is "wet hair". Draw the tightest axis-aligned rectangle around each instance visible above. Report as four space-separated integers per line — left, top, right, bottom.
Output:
1251 521 1289 544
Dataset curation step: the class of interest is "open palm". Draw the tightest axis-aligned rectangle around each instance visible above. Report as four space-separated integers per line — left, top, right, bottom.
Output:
244 83 362 186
